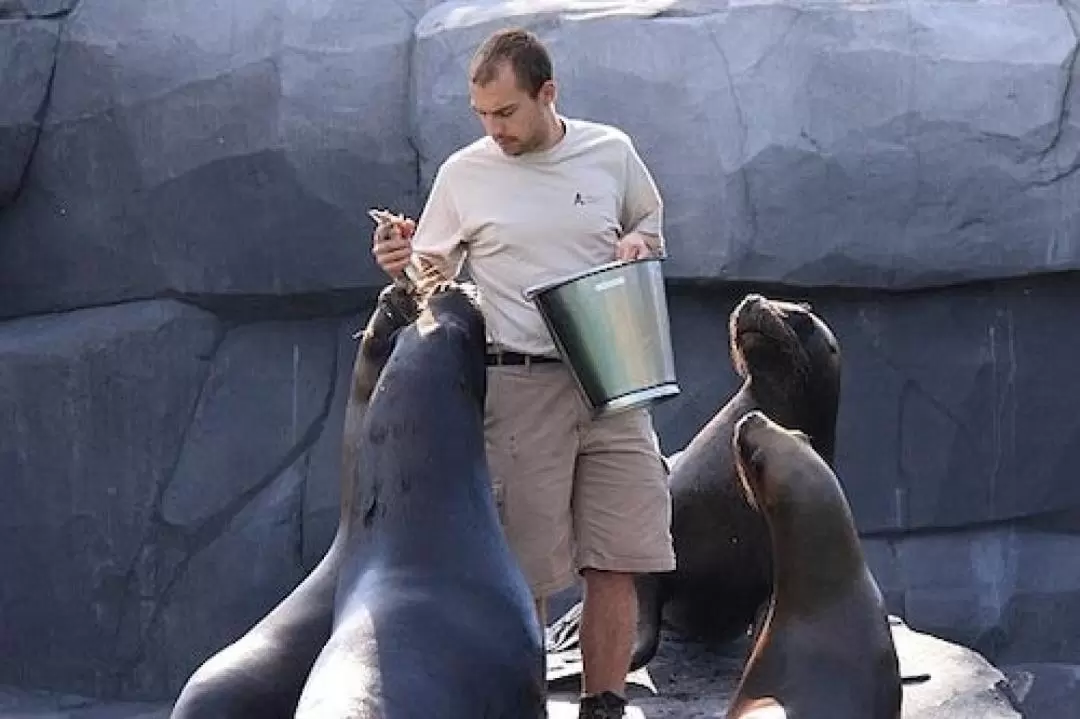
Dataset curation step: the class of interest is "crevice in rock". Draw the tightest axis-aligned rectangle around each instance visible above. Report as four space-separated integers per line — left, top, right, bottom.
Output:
0 0 80 21
404 6 424 200
174 287 384 324
0 287 385 327
388 0 420 24
1030 155 1080 186
293 447 315 569
702 23 759 248
5 12 63 208
406 126 426 196
1036 0 1080 163
105 321 343 699
664 266 1080 298
102 319 228 697
861 506 1080 540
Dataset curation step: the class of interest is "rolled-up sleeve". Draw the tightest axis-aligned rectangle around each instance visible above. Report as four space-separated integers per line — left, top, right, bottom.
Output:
619 138 666 256
411 162 467 280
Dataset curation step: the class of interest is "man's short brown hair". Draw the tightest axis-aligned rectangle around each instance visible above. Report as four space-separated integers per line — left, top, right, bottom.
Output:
469 27 553 98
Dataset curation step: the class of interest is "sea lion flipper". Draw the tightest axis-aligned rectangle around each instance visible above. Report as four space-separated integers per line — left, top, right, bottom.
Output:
545 600 583 653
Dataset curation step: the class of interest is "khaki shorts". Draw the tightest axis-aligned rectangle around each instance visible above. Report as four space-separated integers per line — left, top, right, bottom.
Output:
484 362 676 598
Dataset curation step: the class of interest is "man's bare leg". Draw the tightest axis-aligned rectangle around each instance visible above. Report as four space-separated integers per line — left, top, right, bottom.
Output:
579 568 636 696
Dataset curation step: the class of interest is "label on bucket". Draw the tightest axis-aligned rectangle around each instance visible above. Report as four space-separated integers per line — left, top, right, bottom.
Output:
594 277 626 292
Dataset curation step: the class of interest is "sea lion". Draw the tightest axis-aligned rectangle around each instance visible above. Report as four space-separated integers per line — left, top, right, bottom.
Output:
546 293 842 674
726 409 900 719
293 280 546 718
169 284 420 719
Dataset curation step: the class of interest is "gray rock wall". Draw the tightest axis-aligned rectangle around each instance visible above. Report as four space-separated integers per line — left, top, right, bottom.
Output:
1 0 1078 704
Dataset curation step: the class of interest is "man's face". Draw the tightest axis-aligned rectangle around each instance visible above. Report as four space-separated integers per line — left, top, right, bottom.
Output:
469 62 555 156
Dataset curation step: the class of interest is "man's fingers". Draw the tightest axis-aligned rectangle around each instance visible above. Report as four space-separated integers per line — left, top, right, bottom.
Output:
376 245 412 263
368 209 418 277
616 242 644 261
374 233 409 252
375 236 409 251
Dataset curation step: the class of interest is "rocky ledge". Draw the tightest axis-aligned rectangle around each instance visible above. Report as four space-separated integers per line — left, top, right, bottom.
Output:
0 617 1022 718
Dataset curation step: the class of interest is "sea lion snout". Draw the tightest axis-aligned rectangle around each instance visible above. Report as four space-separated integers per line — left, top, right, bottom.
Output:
741 293 767 310
734 410 770 458
379 282 422 326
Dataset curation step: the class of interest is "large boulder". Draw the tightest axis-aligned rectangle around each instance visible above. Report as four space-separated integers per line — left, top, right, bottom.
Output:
863 519 1080 669
0 0 436 319
1004 662 1080 719
413 0 1080 289
0 301 219 696
4 0 1078 318
0 299 365 699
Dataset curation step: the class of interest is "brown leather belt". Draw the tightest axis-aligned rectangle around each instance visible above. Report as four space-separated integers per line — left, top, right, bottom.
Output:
485 351 561 367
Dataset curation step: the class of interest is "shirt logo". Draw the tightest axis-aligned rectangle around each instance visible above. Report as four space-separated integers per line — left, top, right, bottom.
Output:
573 192 585 206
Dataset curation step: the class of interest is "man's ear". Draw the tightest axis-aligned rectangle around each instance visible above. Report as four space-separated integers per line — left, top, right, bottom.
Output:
539 80 556 105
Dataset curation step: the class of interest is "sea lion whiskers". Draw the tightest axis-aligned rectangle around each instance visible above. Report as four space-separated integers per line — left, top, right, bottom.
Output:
353 284 421 342
409 260 482 315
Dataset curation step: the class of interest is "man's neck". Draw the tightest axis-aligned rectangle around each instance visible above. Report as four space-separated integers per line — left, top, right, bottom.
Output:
536 113 566 152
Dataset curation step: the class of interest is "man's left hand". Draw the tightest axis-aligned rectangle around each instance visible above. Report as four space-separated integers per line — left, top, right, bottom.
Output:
614 231 657 261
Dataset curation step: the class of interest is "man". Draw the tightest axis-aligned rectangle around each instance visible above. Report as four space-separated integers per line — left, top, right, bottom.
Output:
371 27 674 719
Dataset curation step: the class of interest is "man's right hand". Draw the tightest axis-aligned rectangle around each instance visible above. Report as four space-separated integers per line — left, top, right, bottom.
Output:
372 216 416 278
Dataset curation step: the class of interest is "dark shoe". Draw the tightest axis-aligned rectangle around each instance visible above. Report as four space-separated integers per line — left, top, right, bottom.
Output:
578 691 628 719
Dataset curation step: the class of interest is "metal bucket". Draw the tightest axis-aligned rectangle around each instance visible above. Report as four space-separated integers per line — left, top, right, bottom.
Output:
523 257 680 417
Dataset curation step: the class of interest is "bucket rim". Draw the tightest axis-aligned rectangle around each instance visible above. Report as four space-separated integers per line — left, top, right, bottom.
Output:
522 255 666 301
